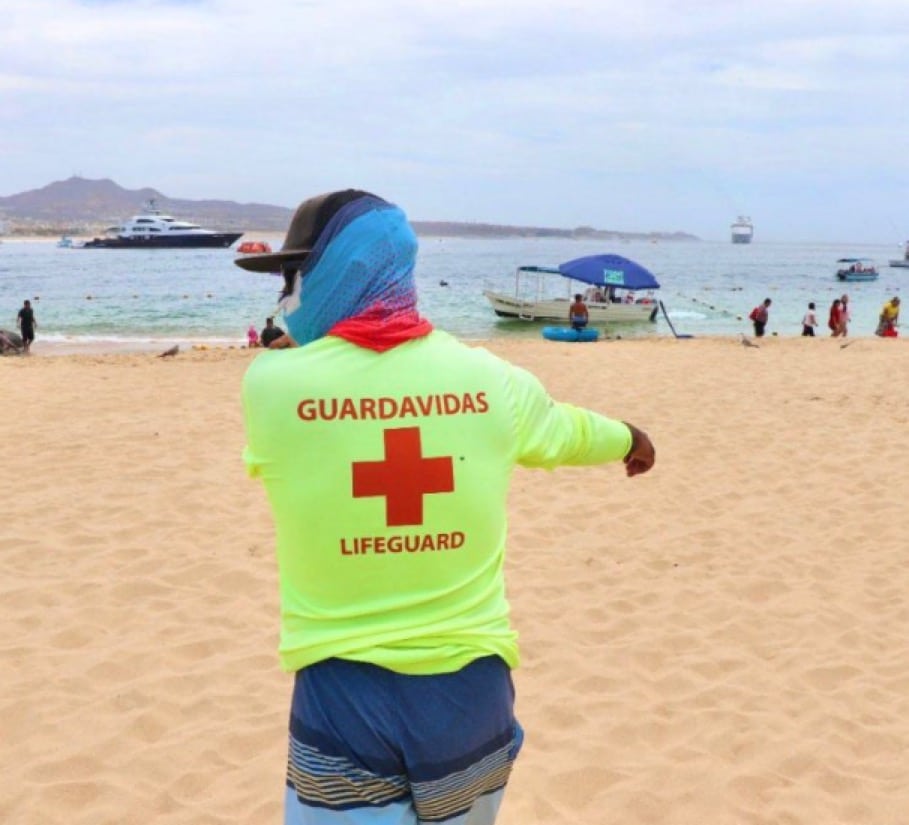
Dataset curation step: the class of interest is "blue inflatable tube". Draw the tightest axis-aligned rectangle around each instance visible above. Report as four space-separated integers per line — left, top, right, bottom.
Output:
542 326 599 342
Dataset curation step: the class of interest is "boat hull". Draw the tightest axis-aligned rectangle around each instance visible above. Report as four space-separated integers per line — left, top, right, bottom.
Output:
731 234 752 244
836 271 878 282
889 260 909 268
82 233 242 249
483 290 658 323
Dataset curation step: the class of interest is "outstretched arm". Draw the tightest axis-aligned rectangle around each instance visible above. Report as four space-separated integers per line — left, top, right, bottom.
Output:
508 363 655 475
622 422 655 477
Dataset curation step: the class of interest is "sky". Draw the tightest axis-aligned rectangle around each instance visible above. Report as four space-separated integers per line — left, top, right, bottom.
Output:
3 0 909 243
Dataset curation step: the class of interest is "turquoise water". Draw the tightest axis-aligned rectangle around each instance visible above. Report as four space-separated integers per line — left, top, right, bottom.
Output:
0 236 904 352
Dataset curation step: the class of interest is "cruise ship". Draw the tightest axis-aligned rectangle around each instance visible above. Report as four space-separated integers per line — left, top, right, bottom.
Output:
731 216 753 244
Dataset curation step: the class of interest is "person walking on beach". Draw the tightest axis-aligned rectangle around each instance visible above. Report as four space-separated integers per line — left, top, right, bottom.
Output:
749 298 771 337
236 189 655 825
828 299 844 337
569 293 589 330
16 299 36 354
876 296 901 337
802 302 818 337
839 294 851 337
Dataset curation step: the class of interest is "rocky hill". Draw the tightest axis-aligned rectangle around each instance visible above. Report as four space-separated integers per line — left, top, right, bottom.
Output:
0 177 699 241
0 177 290 235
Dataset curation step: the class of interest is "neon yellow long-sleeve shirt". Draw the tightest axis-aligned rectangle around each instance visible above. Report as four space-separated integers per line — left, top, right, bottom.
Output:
242 330 631 674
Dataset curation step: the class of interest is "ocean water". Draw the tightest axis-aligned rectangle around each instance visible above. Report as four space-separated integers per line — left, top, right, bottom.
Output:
0 235 904 352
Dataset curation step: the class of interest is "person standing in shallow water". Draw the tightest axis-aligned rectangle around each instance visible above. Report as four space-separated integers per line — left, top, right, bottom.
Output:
838 294 851 337
750 298 771 337
876 296 901 336
235 189 655 825
828 299 843 337
16 299 36 353
802 302 818 336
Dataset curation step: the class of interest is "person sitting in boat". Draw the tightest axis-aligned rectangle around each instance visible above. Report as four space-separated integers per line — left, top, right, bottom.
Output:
569 294 589 331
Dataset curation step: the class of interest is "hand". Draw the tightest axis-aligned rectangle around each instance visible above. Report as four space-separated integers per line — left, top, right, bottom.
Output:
623 422 655 477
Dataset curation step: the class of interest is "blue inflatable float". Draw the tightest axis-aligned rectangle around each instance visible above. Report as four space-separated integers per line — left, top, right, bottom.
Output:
542 326 599 342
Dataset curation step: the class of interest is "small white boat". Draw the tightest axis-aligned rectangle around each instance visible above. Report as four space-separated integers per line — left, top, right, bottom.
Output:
836 258 879 282
889 242 909 268
56 235 76 248
483 254 660 324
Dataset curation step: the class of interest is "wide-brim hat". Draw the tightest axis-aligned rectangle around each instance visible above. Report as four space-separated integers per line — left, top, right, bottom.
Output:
234 189 375 273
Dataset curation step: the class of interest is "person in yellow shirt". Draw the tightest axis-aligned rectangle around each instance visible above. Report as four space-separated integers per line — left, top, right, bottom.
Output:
235 189 655 825
876 296 901 337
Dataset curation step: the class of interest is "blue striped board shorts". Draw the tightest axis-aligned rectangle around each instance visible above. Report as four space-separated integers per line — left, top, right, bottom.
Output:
284 655 524 825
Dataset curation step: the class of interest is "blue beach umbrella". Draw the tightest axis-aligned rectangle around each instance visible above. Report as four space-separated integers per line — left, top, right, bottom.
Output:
557 254 661 290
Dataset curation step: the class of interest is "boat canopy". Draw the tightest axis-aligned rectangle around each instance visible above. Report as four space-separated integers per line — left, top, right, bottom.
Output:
516 254 660 290
836 258 875 264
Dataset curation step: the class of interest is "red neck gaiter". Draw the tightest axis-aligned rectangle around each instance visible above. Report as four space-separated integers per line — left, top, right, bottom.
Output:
328 303 434 353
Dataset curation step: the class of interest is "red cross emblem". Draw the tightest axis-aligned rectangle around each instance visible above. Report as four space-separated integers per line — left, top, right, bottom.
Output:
352 427 455 526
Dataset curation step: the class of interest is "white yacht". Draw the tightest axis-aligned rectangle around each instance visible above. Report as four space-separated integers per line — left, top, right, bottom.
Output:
83 200 242 249
731 216 753 244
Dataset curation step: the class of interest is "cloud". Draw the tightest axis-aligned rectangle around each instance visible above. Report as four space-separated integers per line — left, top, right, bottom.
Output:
2 0 909 240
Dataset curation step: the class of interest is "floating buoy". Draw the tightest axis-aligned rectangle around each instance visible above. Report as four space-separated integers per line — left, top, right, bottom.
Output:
237 241 272 254
542 326 599 342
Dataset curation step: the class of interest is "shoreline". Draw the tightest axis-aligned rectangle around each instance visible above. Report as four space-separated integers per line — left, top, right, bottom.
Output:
1 329 903 360
20 336 252 357
4 326 900 358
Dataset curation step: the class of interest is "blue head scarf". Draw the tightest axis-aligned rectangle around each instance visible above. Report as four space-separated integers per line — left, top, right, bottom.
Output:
278 197 421 346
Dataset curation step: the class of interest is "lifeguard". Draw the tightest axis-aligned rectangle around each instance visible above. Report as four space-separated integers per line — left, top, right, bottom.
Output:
236 189 655 825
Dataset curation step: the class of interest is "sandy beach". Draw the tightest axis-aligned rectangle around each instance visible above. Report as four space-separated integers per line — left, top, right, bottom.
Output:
2 335 908 824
